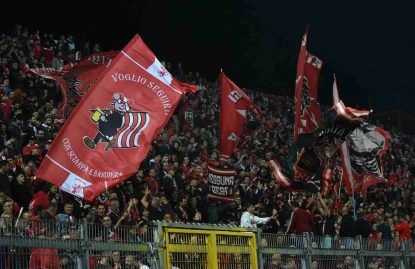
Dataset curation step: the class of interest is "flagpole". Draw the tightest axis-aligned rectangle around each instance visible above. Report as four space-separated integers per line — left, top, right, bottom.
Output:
334 76 357 220
351 181 357 220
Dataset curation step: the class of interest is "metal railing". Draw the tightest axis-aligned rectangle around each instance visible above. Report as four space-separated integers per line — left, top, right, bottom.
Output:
0 218 157 269
1 219 414 269
260 232 414 269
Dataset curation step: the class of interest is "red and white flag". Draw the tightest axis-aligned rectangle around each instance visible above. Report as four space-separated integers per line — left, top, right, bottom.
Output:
28 52 117 121
219 72 262 161
268 159 292 190
333 100 371 123
36 35 198 201
334 77 356 194
340 140 355 194
294 29 323 141
334 77 388 194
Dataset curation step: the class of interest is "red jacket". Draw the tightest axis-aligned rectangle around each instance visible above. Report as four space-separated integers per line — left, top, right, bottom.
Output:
287 208 314 235
29 248 61 269
394 221 411 240
144 176 159 194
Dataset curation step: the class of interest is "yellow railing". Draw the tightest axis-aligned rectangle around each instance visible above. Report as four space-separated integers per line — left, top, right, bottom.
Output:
165 228 258 269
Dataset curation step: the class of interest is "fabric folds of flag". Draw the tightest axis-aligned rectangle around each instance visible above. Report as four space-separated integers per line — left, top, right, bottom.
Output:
268 159 292 190
333 76 390 193
36 35 199 201
348 124 390 191
294 28 323 140
333 100 371 123
219 72 262 162
28 51 117 121
114 112 150 148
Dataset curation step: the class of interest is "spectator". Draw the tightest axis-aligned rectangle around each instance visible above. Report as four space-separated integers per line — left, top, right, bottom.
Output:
94 204 107 225
240 202 277 228
0 160 11 197
354 208 371 238
286 199 314 235
174 197 190 222
394 215 411 240
57 202 77 236
108 198 121 224
377 215 392 240
339 205 355 238
0 25 414 269
11 172 32 209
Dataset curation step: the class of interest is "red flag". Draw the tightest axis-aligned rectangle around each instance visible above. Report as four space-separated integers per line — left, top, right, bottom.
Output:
219 72 262 161
360 173 387 192
35 35 198 201
28 52 117 122
294 29 323 141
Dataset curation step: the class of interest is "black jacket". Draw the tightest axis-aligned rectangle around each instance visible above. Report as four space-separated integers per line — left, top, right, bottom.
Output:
354 217 371 238
339 213 355 237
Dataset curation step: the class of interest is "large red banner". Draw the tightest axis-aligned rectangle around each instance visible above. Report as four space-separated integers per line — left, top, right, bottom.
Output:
36 35 198 201
219 72 261 161
294 29 323 141
29 52 117 121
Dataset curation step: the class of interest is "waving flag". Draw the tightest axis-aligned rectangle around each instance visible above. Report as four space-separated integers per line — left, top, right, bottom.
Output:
268 159 292 190
36 35 198 201
348 123 390 191
28 52 117 121
219 72 262 161
333 77 389 193
294 28 323 141
333 76 356 194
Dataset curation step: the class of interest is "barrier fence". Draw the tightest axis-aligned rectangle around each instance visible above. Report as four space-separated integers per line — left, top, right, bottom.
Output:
1 219 415 268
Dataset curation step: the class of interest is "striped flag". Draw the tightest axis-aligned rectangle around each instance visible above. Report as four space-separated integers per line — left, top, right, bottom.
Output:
333 100 371 122
113 112 150 148
268 159 292 190
333 75 371 122
333 77 357 195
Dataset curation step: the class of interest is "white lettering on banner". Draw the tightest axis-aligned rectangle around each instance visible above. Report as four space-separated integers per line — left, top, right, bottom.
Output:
209 185 229 196
228 89 242 103
208 174 234 185
110 73 172 115
62 138 123 179
208 170 235 198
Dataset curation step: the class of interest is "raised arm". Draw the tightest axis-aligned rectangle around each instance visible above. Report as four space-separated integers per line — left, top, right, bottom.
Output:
141 187 150 209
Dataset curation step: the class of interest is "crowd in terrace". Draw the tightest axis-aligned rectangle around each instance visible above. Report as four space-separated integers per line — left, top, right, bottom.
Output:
0 25 414 269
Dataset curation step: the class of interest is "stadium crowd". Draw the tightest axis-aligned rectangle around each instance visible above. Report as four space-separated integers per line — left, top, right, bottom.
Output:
0 25 414 269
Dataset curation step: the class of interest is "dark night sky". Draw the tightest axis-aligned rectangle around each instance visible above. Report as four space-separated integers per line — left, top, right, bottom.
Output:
2 0 414 114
